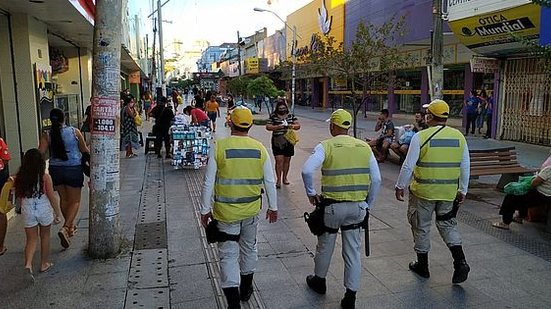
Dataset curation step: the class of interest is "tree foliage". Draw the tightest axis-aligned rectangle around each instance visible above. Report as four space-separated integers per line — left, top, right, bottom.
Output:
301 17 408 137
227 76 251 97
246 75 284 99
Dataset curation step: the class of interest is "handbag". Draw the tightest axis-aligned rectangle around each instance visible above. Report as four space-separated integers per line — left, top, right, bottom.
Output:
0 177 15 214
504 175 535 196
135 113 143 127
284 129 299 145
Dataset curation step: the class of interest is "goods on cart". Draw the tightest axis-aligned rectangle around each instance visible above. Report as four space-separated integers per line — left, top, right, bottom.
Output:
171 124 211 169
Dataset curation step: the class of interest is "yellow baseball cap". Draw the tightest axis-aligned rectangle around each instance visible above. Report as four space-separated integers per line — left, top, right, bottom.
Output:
422 99 450 118
230 107 254 128
327 109 352 129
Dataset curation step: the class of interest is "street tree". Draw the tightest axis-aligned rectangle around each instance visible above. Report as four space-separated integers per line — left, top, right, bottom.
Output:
247 75 284 114
227 76 252 99
301 17 408 137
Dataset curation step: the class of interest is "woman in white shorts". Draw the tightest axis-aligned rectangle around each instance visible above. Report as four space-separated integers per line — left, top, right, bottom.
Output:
14 149 61 280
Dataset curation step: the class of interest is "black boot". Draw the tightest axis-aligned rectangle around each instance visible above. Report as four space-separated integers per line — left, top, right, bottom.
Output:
409 252 430 278
222 287 241 309
450 245 470 284
306 274 326 294
239 273 254 302
340 289 356 309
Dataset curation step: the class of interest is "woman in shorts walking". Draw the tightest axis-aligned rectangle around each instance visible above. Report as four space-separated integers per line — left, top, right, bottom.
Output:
15 149 62 279
205 95 220 132
39 108 89 249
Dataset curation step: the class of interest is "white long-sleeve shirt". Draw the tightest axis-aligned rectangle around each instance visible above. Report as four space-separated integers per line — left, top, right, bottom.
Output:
395 125 470 195
200 137 278 215
301 143 382 208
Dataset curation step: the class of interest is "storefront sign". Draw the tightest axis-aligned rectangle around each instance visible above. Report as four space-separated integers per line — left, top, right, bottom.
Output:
447 0 531 22
470 57 499 73
91 97 117 135
448 3 540 55
541 6 551 45
245 58 259 74
128 71 140 84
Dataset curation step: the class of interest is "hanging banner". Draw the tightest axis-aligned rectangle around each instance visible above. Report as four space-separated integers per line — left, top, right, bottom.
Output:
128 71 141 84
470 57 500 73
35 63 54 129
448 3 541 56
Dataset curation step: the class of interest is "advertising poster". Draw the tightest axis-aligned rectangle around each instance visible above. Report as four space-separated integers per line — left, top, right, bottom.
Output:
35 63 54 130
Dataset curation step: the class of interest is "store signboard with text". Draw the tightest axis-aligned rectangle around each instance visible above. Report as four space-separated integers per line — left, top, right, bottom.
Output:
448 3 541 56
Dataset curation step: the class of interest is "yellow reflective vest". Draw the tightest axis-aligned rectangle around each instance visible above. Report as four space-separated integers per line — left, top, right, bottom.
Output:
410 126 466 201
213 136 267 222
321 135 372 202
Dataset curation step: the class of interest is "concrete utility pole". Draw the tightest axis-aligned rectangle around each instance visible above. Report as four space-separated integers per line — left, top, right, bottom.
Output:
237 31 242 76
157 0 166 96
89 0 123 258
430 0 444 100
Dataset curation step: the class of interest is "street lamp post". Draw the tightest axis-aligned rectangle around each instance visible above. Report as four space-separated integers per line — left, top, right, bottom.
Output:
253 7 299 113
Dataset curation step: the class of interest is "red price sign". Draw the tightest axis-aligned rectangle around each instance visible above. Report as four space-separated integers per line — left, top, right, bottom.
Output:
91 97 118 135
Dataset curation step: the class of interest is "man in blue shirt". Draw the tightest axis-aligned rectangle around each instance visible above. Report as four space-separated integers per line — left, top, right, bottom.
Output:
464 90 480 136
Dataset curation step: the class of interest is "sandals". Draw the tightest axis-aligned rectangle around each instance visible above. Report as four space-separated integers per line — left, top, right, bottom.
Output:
512 216 524 224
58 227 71 249
492 222 510 230
0 246 7 256
68 225 78 237
283 180 290 185
276 184 281 189
40 262 54 273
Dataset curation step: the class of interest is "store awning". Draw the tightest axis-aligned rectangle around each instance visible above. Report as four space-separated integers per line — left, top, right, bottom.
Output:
120 45 145 76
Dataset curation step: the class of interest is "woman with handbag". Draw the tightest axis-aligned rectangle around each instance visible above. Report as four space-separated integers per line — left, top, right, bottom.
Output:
266 100 300 188
0 135 11 256
39 108 89 248
121 96 141 158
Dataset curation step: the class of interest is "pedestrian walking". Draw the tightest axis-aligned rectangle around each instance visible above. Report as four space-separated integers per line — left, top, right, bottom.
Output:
39 108 89 249
14 149 62 280
121 96 140 158
484 92 494 138
266 100 300 188
395 99 471 284
150 96 175 159
0 135 11 256
205 95 221 132
80 101 92 142
301 109 382 309
476 90 488 135
143 91 153 121
464 90 480 136
200 107 278 309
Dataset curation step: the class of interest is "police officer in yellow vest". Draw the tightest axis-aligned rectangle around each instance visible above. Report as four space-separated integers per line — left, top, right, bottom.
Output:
395 99 471 284
200 107 278 309
302 109 381 309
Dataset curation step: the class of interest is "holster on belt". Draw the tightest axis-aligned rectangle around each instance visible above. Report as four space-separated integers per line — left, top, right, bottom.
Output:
206 220 240 243
435 199 460 221
303 196 344 236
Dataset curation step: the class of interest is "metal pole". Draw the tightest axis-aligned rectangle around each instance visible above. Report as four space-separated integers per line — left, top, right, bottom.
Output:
291 26 297 113
89 0 123 258
237 31 242 76
157 0 166 96
431 0 444 100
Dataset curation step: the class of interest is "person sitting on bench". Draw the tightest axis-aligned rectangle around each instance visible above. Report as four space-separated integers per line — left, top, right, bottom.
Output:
368 109 394 163
493 152 551 230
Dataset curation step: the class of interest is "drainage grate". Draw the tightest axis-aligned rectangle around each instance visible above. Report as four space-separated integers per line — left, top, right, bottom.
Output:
124 287 170 309
134 221 167 250
458 210 551 262
128 249 169 289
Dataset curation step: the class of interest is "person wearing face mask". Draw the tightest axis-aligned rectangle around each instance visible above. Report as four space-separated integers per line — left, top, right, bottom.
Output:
266 100 301 188
120 95 140 158
395 100 471 284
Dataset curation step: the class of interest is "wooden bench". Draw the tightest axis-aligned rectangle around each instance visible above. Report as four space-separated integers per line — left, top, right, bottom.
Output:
469 147 537 190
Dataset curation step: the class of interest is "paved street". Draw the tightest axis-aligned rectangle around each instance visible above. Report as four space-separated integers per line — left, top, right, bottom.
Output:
1 112 551 308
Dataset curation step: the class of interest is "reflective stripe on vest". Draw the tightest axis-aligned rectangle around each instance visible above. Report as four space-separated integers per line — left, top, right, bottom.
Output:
411 126 465 201
320 135 372 202
214 136 266 222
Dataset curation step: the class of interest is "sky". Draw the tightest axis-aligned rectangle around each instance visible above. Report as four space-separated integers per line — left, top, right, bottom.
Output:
129 0 312 49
